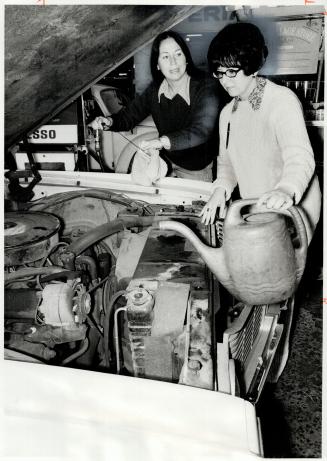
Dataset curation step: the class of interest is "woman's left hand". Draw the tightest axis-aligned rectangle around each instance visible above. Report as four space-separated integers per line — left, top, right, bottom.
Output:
139 138 163 151
257 189 294 210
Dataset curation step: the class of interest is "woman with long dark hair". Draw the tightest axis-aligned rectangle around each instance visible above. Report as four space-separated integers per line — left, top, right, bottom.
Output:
91 31 219 181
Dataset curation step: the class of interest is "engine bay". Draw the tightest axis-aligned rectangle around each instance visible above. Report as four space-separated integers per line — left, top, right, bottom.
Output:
5 181 288 404
5 191 219 390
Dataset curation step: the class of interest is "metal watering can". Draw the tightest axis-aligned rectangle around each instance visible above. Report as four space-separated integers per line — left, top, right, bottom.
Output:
158 199 308 305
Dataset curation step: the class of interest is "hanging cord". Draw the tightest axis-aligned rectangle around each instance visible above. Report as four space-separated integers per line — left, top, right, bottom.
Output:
100 123 153 158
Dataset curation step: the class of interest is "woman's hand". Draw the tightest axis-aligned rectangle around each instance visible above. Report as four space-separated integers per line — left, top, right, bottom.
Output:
200 187 227 225
139 136 171 152
257 188 294 210
89 116 112 131
140 138 164 151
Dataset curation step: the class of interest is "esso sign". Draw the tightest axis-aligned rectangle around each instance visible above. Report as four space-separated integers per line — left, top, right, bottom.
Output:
30 129 56 140
28 124 78 144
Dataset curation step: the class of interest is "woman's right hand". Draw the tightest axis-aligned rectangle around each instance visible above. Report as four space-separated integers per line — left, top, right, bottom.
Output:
200 187 227 225
89 116 112 131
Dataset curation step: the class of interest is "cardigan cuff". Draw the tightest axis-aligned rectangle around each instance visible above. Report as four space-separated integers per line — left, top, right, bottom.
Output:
274 181 302 204
211 182 233 201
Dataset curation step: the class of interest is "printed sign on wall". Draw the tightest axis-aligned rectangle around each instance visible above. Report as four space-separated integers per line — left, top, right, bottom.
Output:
262 18 323 75
28 125 78 144
28 101 79 144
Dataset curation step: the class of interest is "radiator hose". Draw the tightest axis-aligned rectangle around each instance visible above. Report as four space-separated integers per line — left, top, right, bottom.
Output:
66 216 154 257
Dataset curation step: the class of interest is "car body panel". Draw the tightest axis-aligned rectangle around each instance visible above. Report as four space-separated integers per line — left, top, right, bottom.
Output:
3 360 263 459
5 171 213 205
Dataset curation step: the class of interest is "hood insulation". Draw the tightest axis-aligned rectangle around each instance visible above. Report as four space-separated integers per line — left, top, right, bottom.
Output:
5 5 199 149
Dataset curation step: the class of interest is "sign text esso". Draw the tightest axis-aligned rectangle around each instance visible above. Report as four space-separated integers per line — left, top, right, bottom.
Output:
30 129 56 140
28 124 78 144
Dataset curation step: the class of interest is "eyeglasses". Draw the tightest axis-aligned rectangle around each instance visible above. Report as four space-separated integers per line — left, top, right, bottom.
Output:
213 68 242 79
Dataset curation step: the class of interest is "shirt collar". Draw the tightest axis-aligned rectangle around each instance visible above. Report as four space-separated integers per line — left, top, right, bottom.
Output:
158 74 191 106
232 76 267 113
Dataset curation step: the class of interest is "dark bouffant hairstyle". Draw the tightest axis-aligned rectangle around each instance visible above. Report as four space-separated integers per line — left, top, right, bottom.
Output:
150 30 204 84
207 22 268 76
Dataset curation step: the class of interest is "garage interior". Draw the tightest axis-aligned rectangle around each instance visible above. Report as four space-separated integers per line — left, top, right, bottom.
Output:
4 4 324 459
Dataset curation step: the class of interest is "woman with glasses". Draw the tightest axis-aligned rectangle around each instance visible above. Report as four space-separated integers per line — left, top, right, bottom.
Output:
200 22 321 383
91 31 219 181
200 22 321 244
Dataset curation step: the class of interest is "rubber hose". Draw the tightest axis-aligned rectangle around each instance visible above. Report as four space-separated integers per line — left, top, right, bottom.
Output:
67 216 154 256
61 338 89 365
28 189 148 212
5 266 70 284
75 255 98 280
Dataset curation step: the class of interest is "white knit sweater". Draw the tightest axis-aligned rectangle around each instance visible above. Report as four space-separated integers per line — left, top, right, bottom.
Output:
213 79 321 240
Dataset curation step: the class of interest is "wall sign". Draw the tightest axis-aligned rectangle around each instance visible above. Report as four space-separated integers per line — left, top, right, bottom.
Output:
262 19 323 75
28 101 79 144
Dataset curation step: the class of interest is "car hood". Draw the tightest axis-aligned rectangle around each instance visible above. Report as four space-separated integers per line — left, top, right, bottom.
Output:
5 5 199 150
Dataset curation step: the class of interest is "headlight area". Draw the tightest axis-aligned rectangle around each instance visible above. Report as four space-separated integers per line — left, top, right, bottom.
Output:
4 192 217 391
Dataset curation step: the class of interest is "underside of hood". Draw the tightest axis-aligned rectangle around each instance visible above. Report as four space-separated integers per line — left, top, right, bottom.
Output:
5 5 199 149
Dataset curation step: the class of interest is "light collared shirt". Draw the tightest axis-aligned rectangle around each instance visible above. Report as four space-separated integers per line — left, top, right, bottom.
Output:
158 74 191 106
232 76 267 112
